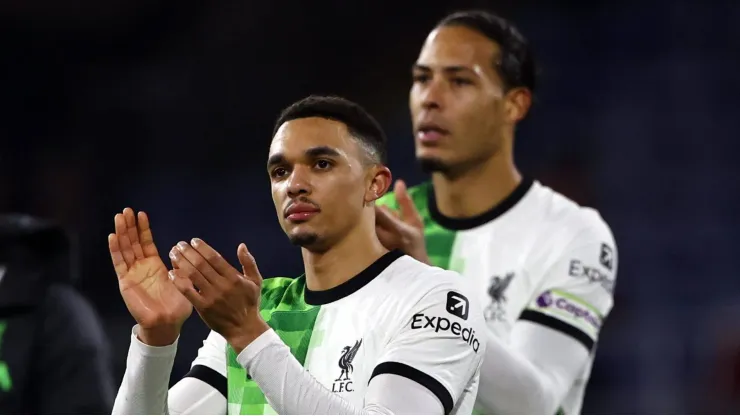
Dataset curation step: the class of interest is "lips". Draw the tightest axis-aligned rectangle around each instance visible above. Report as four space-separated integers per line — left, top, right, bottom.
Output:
416 122 449 144
284 202 320 222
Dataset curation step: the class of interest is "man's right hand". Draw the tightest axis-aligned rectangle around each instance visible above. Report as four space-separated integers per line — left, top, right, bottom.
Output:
108 208 192 346
375 180 430 265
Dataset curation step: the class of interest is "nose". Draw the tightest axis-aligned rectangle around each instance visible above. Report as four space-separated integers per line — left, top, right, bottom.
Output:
286 166 311 198
419 77 444 112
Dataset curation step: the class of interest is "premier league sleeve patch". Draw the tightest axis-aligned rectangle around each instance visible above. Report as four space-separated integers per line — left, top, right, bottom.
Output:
520 290 604 350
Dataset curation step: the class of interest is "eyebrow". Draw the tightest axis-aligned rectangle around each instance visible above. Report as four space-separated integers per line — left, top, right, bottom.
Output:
266 146 342 169
412 63 476 75
266 153 286 169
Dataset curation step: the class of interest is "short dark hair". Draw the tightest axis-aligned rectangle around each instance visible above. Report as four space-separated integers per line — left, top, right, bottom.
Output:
438 10 537 93
273 95 388 164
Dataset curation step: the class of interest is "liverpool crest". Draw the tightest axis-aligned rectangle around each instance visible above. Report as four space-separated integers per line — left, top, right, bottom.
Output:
484 272 515 321
332 339 362 393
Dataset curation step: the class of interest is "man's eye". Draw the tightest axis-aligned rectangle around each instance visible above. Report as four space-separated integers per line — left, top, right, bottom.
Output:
413 74 429 83
315 160 331 169
452 77 472 86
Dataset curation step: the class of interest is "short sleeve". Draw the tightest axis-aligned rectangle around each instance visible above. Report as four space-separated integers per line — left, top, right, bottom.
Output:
370 276 486 415
519 216 618 351
184 330 228 398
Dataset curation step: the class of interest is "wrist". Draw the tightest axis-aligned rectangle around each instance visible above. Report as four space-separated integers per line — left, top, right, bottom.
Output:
416 252 431 265
137 325 181 347
411 246 431 265
227 316 270 355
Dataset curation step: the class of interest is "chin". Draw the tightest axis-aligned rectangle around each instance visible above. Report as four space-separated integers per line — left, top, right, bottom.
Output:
288 230 321 247
417 155 451 174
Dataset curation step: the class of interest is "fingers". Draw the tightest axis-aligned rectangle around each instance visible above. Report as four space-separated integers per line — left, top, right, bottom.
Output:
168 269 205 309
137 211 159 257
190 238 242 280
237 243 262 287
114 213 136 268
394 180 423 228
374 205 403 232
169 246 213 295
176 240 223 285
108 234 128 279
123 208 145 260
375 227 399 250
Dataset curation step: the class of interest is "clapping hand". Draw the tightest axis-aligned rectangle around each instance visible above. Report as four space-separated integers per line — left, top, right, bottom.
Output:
168 238 269 353
375 180 430 264
108 208 192 346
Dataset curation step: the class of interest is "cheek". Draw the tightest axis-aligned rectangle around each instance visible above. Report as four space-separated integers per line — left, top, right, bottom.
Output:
271 186 285 217
409 84 431 114
461 98 498 133
409 86 420 103
409 96 420 119
325 175 365 208
271 185 281 206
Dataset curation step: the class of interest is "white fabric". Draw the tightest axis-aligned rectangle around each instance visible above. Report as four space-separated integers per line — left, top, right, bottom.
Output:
446 181 618 414
477 321 590 414
168 378 227 415
112 326 177 415
189 330 228 378
112 255 486 415
112 326 228 415
291 255 485 415
237 329 446 415
371 261 484 414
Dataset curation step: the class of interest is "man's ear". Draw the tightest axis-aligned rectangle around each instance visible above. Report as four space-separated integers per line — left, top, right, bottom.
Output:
504 87 532 124
365 165 392 204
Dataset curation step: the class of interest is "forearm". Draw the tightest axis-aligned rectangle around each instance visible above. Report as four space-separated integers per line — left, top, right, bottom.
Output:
113 326 177 415
237 329 448 415
236 329 372 415
478 326 581 415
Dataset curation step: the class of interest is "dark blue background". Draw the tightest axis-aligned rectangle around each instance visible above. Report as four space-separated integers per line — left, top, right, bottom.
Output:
2 0 739 412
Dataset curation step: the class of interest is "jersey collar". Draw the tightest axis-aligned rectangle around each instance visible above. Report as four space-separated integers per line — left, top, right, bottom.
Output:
428 178 534 230
303 249 404 305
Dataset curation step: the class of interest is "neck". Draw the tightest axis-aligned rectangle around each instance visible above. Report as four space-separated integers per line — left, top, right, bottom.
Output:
301 214 388 291
432 143 521 219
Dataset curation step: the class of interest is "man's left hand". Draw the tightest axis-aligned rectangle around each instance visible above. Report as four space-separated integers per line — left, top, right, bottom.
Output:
168 238 268 353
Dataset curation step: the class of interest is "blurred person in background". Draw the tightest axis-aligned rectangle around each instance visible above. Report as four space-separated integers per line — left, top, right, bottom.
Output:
111 96 485 415
0 214 115 414
700 303 740 413
376 10 618 415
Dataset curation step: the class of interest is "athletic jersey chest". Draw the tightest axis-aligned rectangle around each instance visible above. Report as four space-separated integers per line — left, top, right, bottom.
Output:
302 298 395 402
226 253 451 415
444 223 541 340
411 182 552 341
378 179 618 415
379 180 566 341
227 283 393 414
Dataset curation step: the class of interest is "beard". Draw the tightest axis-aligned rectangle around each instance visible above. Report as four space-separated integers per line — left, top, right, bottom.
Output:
418 156 451 174
288 232 319 247
288 231 335 253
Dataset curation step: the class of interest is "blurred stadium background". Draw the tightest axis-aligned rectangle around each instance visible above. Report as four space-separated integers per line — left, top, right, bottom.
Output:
1 0 739 413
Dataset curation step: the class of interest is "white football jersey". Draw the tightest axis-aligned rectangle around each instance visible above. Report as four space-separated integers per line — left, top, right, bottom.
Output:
188 251 486 415
378 179 618 414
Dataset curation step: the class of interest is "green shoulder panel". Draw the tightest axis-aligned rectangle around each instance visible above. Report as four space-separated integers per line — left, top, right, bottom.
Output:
376 182 457 270
226 276 320 414
375 182 431 214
